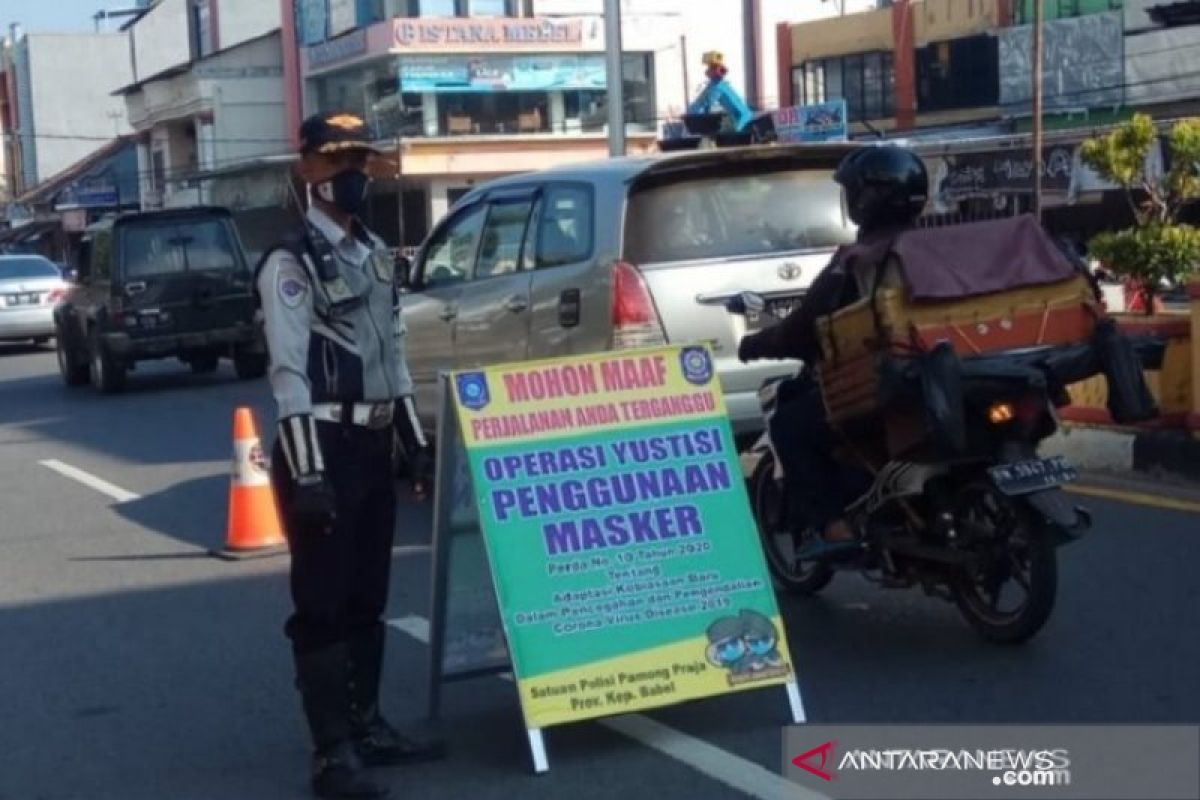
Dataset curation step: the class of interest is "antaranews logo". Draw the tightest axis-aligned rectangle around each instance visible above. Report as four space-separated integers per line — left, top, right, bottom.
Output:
790 741 1072 789
791 741 837 781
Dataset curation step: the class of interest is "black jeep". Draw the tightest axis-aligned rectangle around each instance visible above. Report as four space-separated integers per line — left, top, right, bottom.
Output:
54 207 267 393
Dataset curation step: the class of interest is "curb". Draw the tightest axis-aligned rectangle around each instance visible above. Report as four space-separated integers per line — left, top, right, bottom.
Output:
1040 425 1200 483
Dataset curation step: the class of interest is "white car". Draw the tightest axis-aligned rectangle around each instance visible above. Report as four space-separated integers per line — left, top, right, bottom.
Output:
0 254 69 344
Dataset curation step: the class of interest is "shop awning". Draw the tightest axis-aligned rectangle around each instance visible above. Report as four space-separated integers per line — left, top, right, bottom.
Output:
15 136 137 208
0 220 59 246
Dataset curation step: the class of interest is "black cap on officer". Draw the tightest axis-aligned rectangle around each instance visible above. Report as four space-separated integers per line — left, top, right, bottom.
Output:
297 112 386 156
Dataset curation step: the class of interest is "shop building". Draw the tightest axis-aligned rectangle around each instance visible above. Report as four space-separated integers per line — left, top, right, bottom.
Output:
283 0 756 248
779 0 1200 237
115 0 285 211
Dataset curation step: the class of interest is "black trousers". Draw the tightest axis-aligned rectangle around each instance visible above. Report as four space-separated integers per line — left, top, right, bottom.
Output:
769 377 847 532
272 422 396 655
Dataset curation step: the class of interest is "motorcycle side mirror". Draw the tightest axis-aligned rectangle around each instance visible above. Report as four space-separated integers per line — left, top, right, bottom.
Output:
725 291 766 316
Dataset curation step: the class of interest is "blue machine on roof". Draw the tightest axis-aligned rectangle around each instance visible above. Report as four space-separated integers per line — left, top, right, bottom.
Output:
687 51 757 132
663 51 774 150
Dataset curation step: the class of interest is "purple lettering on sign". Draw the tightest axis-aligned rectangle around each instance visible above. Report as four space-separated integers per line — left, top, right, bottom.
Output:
541 505 705 557
489 463 732 524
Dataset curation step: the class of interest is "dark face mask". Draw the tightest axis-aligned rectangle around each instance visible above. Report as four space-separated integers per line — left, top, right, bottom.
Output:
315 169 370 215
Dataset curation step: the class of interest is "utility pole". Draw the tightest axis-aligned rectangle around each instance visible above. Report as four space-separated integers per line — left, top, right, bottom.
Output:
604 0 626 157
395 135 405 260
1032 0 1045 220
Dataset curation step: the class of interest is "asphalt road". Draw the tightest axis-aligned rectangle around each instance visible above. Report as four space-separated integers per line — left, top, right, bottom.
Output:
1 342 1198 800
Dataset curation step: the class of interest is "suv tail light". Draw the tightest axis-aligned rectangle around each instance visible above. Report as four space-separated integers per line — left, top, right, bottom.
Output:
612 261 666 350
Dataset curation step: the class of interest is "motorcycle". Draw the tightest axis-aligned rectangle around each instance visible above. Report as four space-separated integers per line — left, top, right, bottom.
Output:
727 292 1156 644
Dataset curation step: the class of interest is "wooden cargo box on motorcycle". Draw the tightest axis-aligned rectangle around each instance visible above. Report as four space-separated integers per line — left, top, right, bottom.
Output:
814 214 1126 458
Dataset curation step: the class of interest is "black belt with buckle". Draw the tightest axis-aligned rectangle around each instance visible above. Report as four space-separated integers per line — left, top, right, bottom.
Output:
333 402 394 430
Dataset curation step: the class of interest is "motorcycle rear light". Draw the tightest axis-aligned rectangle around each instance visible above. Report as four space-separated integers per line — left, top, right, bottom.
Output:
988 402 1015 425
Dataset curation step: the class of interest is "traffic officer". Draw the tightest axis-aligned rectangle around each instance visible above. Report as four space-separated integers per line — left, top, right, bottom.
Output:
258 112 442 800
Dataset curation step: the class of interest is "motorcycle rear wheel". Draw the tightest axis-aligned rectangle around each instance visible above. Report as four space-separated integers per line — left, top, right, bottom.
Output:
952 483 1057 645
751 454 835 596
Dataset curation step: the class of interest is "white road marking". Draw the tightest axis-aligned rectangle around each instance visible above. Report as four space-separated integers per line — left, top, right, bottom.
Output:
387 614 430 641
392 544 432 557
39 459 141 504
387 614 828 800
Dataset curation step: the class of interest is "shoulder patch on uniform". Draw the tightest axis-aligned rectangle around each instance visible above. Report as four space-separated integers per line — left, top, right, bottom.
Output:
277 263 310 309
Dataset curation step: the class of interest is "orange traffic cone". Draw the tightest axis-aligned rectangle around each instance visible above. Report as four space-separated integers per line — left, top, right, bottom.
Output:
212 407 288 561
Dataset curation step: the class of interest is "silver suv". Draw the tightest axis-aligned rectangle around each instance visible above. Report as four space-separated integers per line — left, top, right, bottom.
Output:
400 143 858 434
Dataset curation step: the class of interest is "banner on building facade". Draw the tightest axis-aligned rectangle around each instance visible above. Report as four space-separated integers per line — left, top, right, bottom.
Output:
999 12 1125 113
936 144 1078 201
400 53 606 92
771 101 848 143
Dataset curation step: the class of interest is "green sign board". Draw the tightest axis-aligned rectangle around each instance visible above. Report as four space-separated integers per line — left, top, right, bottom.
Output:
426 346 804 770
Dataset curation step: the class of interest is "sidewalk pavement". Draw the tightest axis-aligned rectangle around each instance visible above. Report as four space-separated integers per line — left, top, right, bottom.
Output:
1042 424 1200 484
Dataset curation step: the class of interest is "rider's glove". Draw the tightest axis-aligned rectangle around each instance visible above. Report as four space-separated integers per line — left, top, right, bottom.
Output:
738 334 762 364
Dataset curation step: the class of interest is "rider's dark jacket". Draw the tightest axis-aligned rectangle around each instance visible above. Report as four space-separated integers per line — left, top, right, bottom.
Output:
738 224 910 364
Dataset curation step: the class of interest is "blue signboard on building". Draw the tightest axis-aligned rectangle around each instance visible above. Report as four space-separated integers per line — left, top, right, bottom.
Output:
400 54 607 93
772 100 848 143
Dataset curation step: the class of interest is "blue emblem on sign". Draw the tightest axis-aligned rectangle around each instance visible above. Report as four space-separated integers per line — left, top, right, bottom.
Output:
680 347 714 386
456 372 491 411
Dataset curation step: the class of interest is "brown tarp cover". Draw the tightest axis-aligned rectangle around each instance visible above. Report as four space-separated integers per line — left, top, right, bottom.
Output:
841 214 1079 301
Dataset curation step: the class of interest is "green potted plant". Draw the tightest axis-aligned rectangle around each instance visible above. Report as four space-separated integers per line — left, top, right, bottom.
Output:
1080 113 1200 316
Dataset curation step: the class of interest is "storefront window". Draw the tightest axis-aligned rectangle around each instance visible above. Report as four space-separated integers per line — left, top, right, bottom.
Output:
799 52 893 123
862 52 882 121
314 66 369 122
622 53 654 130
843 54 863 121
825 59 843 109
359 0 385 23
439 92 550 134
419 0 459 16
563 90 607 132
471 0 510 15
191 0 213 59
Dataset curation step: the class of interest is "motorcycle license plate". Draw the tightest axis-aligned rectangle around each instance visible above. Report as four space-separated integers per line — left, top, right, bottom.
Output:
988 456 1079 496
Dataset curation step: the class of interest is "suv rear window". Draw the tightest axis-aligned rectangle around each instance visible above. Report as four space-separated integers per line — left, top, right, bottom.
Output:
119 218 240 279
624 169 855 264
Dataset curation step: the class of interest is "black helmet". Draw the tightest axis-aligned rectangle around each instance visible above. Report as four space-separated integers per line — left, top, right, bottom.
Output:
835 146 929 231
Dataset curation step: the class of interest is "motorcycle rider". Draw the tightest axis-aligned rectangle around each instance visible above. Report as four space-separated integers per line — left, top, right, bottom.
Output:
737 145 929 561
